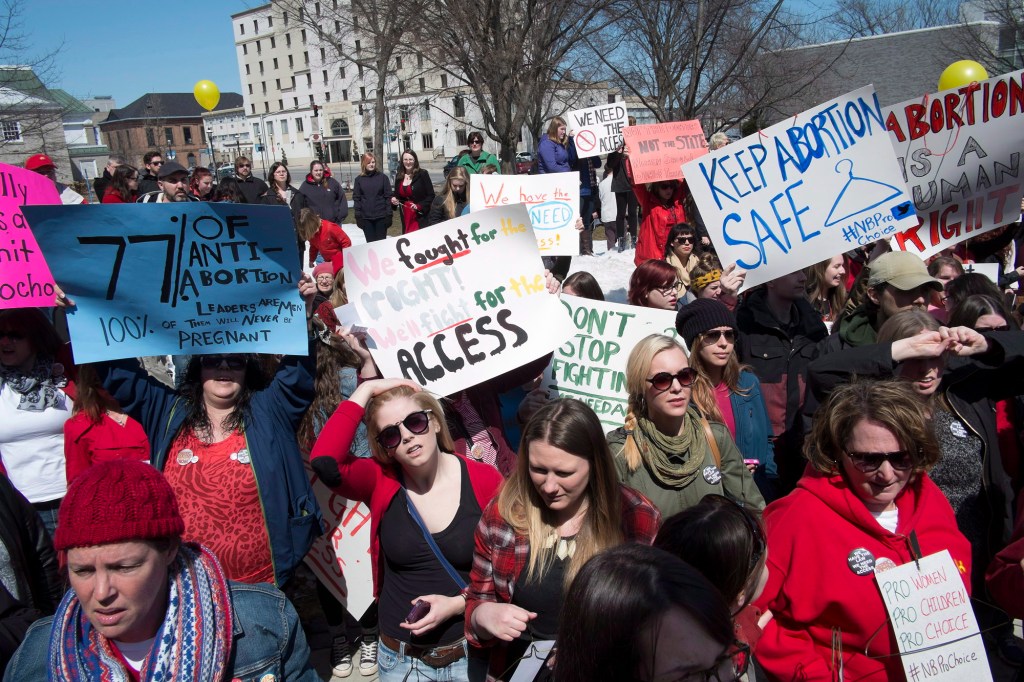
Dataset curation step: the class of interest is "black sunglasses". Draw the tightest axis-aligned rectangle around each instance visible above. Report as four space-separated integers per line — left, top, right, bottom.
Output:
0 330 25 341
845 450 914 473
646 368 698 391
976 324 1011 332
237 163 251 168
150 161 164 166
376 409 433 449
199 355 247 370
673 235 695 244
702 329 736 344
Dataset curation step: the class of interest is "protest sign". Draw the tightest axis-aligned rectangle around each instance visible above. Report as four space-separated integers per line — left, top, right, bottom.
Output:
540 295 679 430
344 204 573 397
0 162 60 309
303 463 374 616
621 120 709 185
884 70 1024 259
962 261 1000 284
876 550 991 681
565 102 628 159
470 174 579 256
24 203 307 363
683 86 918 289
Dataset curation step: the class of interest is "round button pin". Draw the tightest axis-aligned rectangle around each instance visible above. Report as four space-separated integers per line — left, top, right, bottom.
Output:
847 548 876 576
702 465 722 485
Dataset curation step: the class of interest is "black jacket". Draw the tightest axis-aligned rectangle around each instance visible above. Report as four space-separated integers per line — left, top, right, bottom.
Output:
805 331 1024 563
353 171 393 222
736 289 828 490
426 193 466 227
137 172 159 196
236 175 269 204
92 169 113 203
297 176 348 223
393 170 435 232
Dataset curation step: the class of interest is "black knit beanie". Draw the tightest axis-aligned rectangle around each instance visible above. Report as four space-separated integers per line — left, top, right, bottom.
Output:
675 298 737 349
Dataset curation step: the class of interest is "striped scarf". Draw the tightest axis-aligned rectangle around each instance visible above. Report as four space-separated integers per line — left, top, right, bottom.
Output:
49 544 232 682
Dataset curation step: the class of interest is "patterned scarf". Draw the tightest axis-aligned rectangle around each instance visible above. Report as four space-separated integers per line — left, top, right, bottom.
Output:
48 544 233 682
633 406 709 488
0 356 68 412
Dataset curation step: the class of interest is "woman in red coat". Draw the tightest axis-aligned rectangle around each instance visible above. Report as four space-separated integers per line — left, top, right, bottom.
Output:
755 380 972 681
100 164 138 203
297 208 352 268
311 378 503 681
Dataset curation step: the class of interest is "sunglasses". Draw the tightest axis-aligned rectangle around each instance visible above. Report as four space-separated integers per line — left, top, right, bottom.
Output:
150 161 164 166
702 329 736 344
673 236 695 244
646 368 698 391
0 330 25 341
237 164 251 168
656 183 675 191
199 355 247 370
845 450 914 473
376 409 433 449
976 324 1011 332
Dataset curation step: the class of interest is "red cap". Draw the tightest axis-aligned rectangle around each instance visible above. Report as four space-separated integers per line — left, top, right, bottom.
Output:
24 154 56 171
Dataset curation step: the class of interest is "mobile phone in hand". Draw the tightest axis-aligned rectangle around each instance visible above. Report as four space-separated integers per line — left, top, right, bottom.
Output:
405 599 430 623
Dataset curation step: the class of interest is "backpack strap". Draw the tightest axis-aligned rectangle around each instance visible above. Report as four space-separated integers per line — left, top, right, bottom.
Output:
700 415 722 470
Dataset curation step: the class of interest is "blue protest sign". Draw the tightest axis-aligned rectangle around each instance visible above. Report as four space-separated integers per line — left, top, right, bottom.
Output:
24 203 307 363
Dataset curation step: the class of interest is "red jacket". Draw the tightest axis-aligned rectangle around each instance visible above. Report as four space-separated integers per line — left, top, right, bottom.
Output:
986 493 1024 619
63 412 150 483
632 181 687 266
308 219 352 265
101 188 135 203
310 400 504 598
754 469 971 682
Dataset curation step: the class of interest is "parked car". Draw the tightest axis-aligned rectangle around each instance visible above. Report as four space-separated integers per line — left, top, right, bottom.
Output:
515 151 535 175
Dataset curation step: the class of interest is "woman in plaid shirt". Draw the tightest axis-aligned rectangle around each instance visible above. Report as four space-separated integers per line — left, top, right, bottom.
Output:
464 399 661 681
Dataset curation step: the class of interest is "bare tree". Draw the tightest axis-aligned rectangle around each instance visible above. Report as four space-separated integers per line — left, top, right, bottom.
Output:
829 0 959 38
957 0 1022 75
590 0 830 131
420 0 617 170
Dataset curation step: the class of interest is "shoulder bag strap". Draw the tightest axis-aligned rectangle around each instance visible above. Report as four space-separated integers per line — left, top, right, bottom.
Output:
700 415 722 470
403 488 468 591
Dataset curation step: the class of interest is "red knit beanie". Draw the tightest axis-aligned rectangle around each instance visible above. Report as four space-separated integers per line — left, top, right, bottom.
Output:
54 460 185 551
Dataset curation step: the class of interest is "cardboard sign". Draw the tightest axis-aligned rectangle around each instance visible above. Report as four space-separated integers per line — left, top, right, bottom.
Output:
0 162 61 308
540 295 680 430
622 120 709 185
303 463 374 616
884 70 1024 259
566 102 628 159
683 86 918 289
25 204 307 363
344 204 573 397
470 174 579 256
876 550 991 681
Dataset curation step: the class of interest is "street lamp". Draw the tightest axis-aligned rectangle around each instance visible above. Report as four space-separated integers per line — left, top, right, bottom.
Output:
233 133 242 160
206 127 215 171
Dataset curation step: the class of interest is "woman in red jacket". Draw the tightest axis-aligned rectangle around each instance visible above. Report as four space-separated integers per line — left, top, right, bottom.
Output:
311 378 503 681
755 380 971 681
297 207 352 268
100 164 138 203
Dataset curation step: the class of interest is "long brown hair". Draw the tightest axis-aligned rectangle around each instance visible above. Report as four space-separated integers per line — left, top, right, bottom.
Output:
440 166 469 221
358 153 375 176
71 364 118 423
297 332 363 452
688 333 751 423
497 399 623 586
394 149 421 185
545 116 567 145
805 256 847 321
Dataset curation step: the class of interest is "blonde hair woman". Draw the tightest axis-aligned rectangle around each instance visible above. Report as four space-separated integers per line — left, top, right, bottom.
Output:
353 152 393 242
465 399 659 681
427 166 470 226
606 334 764 517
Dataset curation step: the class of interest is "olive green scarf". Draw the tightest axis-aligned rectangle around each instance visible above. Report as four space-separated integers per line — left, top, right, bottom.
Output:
634 406 710 488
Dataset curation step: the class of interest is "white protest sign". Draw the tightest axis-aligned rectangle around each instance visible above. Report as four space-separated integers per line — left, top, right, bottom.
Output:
303 465 374 616
683 86 918 289
565 102 628 159
470 174 579 256
962 261 1000 284
541 295 680 430
884 69 1024 259
344 205 573 397
875 550 991 681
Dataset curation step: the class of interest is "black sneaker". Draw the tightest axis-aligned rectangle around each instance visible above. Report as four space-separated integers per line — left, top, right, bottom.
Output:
331 634 353 678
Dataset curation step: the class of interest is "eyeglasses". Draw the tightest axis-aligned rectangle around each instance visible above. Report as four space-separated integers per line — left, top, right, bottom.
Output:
701 329 736 345
0 330 25 341
976 324 1011 332
199 355 247 370
376 409 433 449
237 164 251 169
673 236 695 245
150 161 164 166
655 281 683 296
845 450 914 473
646 641 749 682
646 368 698 391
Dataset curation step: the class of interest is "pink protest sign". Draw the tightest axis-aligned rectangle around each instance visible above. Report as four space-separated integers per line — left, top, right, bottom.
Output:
622 120 709 185
0 162 60 308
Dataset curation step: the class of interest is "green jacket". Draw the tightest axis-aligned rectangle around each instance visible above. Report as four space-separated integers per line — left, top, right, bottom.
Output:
607 420 765 519
457 149 499 174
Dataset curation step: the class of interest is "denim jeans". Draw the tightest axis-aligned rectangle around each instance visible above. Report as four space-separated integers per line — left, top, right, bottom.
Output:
34 505 59 541
378 638 470 682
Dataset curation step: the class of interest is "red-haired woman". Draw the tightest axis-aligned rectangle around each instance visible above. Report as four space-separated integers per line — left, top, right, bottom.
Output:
628 259 684 310
189 167 215 201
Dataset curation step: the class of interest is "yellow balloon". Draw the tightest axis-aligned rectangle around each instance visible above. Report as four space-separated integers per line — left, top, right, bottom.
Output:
194 80 221 111
938 61 989 91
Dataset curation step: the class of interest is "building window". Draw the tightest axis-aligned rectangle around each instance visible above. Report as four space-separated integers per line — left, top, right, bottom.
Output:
419 77 425 93
357 64 363 77
248 84 254 94
306 73 313 86
245 64 251 75
322 70 328 85
253 123 261 138
291 76 296 88
420 100 430 118
399 106 410 126
273 57 278 69
262 82 267 94
418 53 424 68
441 74 447 88
398 81 405 94
266 121 275 137
332 119 350 136
309 94 315 104
164 127 174 145
304 51 309 65
455 129 467 146
183 127 193 144
268 16 273 27
396 56 403 69
320 47 326 61
301 29 307 43
279 99 284 110
251 103 256 114
146 128 156 146
294 97 299 107
276 78 281 89
355 40 361 52
281 119 289 134
315 2 321 15
1 121 21 142
259 61 264 74
342 89 348 100
253 19 258 32
335 20 341 32
421 133 433 149
239 23 245 35
288 55 294 67
296 118 304 132
264 102 270 113
256 39 261 54
454 95 465 118
325 92 331 102
242 44 247 55
283 11 288 25
363 136 373 152
360 86 366 100
286 33 291 47
339 66 346 79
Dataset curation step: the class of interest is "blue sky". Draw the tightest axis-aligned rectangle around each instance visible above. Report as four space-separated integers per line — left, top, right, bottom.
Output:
19 1 256 106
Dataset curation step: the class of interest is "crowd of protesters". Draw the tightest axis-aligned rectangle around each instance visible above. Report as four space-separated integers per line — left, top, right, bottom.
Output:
2 131 1023 682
